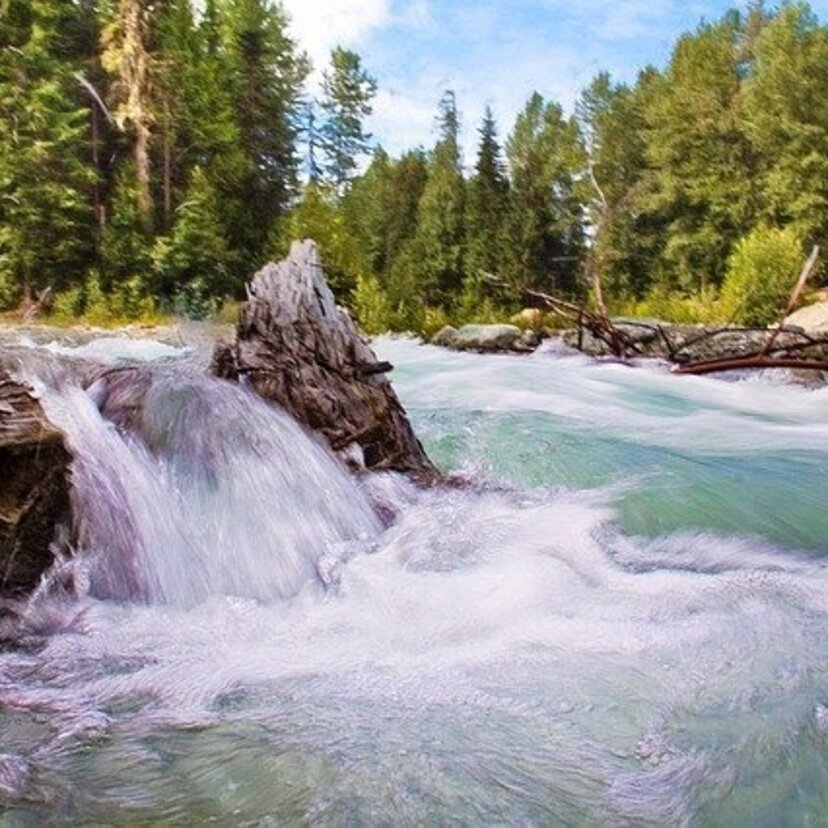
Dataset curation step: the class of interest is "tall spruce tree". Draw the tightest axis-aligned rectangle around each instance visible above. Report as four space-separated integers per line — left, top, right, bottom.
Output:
100 0 157 224
0 0 95 302
223 0 308 266
465 106 508 286
410 90 466 305
318 46 377 188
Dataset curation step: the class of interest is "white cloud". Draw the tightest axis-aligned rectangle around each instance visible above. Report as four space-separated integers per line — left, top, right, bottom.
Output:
281 0 392 73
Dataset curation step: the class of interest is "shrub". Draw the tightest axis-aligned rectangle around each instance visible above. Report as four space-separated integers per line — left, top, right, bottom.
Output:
353 274 393 335
719 226 804 327
612 287 722 325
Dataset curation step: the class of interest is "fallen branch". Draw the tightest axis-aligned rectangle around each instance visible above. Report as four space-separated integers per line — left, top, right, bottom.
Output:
673 356 828 376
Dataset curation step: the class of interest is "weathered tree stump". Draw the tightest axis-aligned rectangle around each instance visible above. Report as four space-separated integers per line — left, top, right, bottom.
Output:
213 240 437 478
0 373 72 596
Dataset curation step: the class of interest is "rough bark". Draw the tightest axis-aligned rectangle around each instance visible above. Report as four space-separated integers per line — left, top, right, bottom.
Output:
213 240 437 479
0 373 72 597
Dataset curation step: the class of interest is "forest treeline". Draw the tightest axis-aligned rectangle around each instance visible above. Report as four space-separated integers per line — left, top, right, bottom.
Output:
1 1 827 330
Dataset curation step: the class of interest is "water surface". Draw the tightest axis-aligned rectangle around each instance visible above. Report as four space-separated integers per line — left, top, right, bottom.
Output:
2 336 827 825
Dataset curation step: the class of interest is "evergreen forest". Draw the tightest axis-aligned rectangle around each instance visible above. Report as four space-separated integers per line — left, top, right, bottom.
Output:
2 0 827 332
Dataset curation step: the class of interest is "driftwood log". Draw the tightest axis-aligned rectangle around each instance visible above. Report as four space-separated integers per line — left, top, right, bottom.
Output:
0 372 72 596
213 240 437 479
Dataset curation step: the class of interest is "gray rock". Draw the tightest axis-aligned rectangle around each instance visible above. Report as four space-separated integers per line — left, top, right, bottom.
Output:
784 301 828 335
431 325 458 348
515 330 541 352
434 323 524 352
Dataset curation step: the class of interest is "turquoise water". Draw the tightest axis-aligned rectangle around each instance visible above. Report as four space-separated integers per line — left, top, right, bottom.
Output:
384 339 828 554
2 336 828 825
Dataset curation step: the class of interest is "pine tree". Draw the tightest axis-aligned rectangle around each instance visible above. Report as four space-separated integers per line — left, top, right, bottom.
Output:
100 0 158 224
223 0 309 265
410 90 466 305
318 46 377 188
0 0 95 302
152 165 233 312
465 107 508 288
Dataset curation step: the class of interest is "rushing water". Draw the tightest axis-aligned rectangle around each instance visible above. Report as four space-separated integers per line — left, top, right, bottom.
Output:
2 335 828 825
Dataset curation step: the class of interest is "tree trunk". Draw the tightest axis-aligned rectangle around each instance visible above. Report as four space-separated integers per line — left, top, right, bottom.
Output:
212 240 438 480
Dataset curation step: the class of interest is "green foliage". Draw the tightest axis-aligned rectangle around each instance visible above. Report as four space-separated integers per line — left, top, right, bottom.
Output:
152 166 234 304
638 15 756 292
503 93 584 295
465 107 508 281
275 183 368 297
318 47 377 187
353 273 393 334
420 306 452 340
0 0 95 297
719 225 804 326
6 0 828 334
99 166 152 288
613 287 722 325
742 4 828 245
409 91 466 305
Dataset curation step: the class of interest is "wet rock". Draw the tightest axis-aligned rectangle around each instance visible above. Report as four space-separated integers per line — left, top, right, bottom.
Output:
430 325 459 348
0 371 72 597
431 323 530 352
563 319 828 368
515 329 541 352
452 324 523 352
213 240 437 479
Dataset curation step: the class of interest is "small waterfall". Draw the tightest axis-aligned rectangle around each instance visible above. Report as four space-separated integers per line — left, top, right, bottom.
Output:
35 369 380 608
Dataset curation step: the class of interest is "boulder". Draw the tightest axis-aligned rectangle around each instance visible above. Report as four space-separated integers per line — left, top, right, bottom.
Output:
515 330 541 352
431 323 529 352
784 301 828 335
212 240 437 479
430 325 459 348
0 372 72 596
453 324 523 351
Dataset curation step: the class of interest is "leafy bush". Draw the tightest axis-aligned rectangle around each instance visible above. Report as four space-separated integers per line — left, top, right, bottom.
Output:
719 226 804 326
353 274 393 335
612 287 722 324
419 306 451 340
50 284 84 323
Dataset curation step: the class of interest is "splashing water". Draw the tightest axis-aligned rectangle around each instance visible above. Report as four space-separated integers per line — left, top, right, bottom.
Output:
2 336 828 825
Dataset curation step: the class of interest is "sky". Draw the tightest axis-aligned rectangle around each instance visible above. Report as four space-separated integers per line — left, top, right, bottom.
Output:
281 1 828 158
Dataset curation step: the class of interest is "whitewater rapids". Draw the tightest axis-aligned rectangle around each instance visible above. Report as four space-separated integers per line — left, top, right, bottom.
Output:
2 335 828 825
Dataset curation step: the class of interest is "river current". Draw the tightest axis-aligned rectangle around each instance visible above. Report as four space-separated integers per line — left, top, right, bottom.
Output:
2 335 828 825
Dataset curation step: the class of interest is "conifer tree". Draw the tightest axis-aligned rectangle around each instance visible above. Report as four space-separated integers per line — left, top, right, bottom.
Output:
0 0 95 302
742 4 828 245
318 46 377 188
100 0 157 224
223 0 309 264
410 91 466 305
465 107 508 287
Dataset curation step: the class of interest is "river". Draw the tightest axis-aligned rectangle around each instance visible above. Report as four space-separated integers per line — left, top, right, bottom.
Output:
2 335 828 825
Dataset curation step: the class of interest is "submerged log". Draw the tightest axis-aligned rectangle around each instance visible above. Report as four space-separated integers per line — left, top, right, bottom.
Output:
213 240 437 479
0 372 72 596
